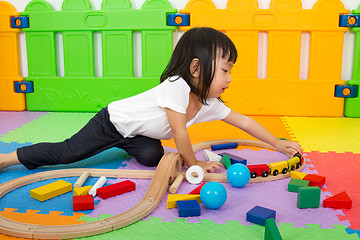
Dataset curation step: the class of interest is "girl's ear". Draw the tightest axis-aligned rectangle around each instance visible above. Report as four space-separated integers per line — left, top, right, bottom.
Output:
190 58 200 78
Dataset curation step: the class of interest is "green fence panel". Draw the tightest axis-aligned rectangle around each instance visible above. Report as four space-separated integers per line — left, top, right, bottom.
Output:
344 4 360 117
21 0 177 112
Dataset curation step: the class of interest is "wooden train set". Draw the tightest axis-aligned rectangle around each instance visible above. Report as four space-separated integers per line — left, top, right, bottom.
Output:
0 139 305 239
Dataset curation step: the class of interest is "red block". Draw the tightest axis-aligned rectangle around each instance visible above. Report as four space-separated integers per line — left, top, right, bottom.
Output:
97 180 136 199
323 191 352 209
188 182 206 194
303 174 326 187
73 195 94 211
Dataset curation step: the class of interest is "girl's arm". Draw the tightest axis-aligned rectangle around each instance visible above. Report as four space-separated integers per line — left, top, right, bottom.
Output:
222 110 303 156
165 108 223 172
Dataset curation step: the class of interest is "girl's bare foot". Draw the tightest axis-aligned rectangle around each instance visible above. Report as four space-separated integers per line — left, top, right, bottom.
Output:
0 151 20 169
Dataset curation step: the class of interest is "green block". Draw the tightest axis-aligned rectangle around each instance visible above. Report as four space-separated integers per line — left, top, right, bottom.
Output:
220 155 232 169
264 218 282 240
297 186 321 209
288 179 309 192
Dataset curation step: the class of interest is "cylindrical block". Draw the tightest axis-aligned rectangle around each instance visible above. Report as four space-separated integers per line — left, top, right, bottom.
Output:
211 142 238 151
74 171 89 188
89 176 107 196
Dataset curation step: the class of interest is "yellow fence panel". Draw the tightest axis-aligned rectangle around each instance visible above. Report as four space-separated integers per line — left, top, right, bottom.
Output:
0 1 25 111
180 0 349 116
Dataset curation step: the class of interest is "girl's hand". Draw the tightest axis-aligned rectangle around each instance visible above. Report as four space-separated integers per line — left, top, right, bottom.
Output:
274 139 303 157
195 160 223 173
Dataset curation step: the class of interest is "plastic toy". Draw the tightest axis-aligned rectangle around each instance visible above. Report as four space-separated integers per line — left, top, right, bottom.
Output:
211 142 238 151
167 194 201 209
218 152 247 165
286 155 301 171
226 163 250 188
73 185 92 196
97 180 136 199
220 155 232 169
204 149 222 162
73 195 94 211
0 139 305 239
176 200 201 217
200 182 227 209
74 171 90 188
185 165 204 184
287 178 309 192
303 174 326 187
247 164 270 178
265 218 283 240
297 186 321 209
89 176 107 196
30 180 72 202
246 206 276 226
188 182 206 194
323 191 352 209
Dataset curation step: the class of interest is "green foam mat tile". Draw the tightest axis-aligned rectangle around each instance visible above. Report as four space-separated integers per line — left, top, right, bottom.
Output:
0 112 95 143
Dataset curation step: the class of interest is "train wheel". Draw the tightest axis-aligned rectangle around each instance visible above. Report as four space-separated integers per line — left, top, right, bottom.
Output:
273 170 279 176
282 168 288 174
251 172 257 178
296 163 300 169
291 166 295 171
262 171 268 177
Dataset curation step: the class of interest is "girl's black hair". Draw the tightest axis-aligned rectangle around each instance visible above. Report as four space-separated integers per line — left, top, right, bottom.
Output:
160 27 237 105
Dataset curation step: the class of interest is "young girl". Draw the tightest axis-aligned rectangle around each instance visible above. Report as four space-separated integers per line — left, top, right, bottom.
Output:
0 27 302 173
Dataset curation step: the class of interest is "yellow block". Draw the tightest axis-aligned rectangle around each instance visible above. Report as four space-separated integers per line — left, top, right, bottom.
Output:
30 180 72 202
167 194 201 209
73 185 92 196
290 171 307 180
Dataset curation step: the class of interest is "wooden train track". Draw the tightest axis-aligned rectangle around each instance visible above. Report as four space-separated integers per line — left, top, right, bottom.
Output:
0 139 305 239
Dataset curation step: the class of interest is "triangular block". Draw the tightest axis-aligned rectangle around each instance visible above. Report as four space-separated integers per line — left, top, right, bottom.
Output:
290 171 307 180
323 191 352 209
189 182 206 194
167 194 201 209
204 149 222 162
265 218 283 240
73 185 92 196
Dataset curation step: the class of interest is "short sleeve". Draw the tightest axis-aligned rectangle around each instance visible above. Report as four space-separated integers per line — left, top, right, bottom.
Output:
193 98 231 124
156 77 190 114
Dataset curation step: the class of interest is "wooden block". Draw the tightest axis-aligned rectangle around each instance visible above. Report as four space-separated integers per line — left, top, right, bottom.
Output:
73 185 92 196
246 205 276 226
265 218 283 240
303 174 326 187
30 180 72 202
288 179 309 192
73 195 94 211
74 171 89 188
323 191 352 209
167 194 201 209
297 186 321 209
188 182 206 194
290 171 307 180
220 155 232 169
97 180 136 199
204 149 222 162
218 152 247 165
177 200 201 217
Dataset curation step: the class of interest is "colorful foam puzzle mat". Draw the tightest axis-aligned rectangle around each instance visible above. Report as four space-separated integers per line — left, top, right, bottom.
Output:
0 112 360 239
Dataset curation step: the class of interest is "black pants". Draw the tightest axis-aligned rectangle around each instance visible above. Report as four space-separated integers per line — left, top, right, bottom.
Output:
17 107 164 170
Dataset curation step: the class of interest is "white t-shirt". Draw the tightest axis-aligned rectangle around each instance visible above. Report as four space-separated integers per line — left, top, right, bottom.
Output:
108 76 231 140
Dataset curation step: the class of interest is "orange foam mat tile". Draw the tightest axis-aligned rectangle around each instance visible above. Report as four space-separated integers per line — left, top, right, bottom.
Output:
162 116 293 148
306 151 360 229
281 117 360 153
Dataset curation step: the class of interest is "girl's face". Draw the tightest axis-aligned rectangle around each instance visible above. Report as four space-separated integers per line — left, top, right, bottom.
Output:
208 56 234 99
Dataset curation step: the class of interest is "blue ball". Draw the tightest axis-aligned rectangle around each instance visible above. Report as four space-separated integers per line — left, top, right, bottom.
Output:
200 182 227 209
227 163 250 188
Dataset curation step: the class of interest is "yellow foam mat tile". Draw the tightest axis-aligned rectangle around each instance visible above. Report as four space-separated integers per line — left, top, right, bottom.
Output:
281 117 360 153
162 116 293 149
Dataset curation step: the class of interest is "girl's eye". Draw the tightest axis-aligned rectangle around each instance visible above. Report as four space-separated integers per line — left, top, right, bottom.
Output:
222 69 228 73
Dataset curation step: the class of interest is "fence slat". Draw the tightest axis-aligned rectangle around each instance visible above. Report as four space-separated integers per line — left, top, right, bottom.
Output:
0 1 25 111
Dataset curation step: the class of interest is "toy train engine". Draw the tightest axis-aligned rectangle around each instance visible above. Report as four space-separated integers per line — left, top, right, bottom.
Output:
268 161 288 176
286 155 302 171
247 164 270 178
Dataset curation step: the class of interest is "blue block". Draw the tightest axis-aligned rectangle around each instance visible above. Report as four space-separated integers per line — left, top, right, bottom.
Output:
218 152 247 165
246 206 276 226
167 13 190 26
177 200 201 217
211 142 238 151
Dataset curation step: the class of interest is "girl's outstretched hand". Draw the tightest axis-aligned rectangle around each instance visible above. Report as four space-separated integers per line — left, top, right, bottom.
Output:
273 139 303 157
195 160 223 173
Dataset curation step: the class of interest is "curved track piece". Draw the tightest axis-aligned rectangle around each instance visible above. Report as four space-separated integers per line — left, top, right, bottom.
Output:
0 139 305 239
